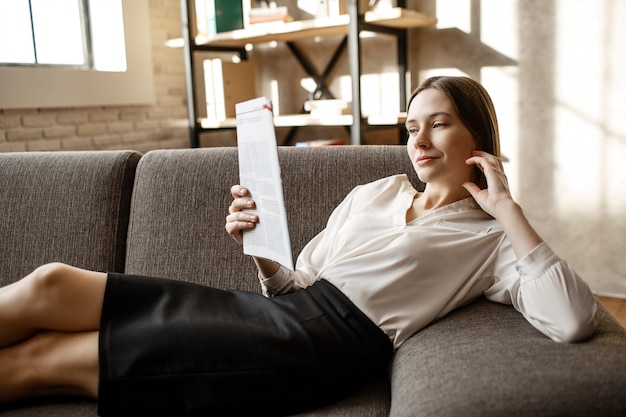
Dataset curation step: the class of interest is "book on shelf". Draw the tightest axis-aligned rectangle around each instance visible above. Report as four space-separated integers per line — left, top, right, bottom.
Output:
196 57 256 121
194 0 214 36
195 0 251 35
203 59 224 120
248 6 291 25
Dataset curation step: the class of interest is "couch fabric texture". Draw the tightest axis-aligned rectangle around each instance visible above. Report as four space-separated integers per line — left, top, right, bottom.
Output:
0 151 140 283
1 146 625 417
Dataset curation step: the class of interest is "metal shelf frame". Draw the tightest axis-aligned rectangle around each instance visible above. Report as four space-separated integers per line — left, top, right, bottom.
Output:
180 0 416 147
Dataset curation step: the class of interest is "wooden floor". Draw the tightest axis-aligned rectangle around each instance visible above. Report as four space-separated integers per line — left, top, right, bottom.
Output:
597 296 626 329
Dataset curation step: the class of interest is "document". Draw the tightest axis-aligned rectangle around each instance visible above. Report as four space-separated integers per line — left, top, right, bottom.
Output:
236 97 294 271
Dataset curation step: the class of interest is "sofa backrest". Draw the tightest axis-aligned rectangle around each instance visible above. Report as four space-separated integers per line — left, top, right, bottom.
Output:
0 151 141 284
124 145 422 292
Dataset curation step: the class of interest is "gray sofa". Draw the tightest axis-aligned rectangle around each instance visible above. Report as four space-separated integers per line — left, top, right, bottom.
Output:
1 146 625 417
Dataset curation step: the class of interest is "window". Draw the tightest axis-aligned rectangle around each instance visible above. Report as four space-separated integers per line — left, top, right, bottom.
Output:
0 0 153 109
0 0 126 71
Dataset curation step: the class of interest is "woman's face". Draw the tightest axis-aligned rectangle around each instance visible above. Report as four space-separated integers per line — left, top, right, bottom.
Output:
405 88 477 187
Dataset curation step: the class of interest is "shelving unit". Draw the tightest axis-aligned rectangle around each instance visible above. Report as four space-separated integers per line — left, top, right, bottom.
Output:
178 0 436 148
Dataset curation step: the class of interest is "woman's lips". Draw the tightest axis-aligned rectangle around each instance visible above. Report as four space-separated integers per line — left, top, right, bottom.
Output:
416 156 437 166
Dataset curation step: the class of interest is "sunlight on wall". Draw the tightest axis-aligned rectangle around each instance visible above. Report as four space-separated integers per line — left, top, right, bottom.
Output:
419 68 467 79
480 0 519 61
553 0 626 218
482 67 519 196
554 1 604 216
478 2 519 197
436 0 471 33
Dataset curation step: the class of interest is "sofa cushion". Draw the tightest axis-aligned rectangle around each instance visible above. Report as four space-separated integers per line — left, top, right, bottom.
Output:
0 151 141 285
124 147 254 289
389 297 626 417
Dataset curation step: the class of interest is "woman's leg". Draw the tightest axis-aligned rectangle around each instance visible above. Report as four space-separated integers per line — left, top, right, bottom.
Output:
0 263 104 404
0 330 99 403
0 263 107 347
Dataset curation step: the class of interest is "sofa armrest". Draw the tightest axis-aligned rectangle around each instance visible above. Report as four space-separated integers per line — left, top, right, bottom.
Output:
389 298 626 417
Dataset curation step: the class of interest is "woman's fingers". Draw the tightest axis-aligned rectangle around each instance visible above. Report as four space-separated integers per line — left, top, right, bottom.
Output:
466 151 508 189
229 185 256 213
225 212 258 245
466 151 503 171
230 184 248 197
464 151 517 219
226 185 258 244
226 211 258 227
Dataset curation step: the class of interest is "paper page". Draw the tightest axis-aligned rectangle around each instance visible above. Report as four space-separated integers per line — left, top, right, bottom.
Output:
236 97 294 271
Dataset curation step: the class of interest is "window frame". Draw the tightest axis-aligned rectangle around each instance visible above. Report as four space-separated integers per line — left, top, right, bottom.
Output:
0 0 93 68
0 0 155 109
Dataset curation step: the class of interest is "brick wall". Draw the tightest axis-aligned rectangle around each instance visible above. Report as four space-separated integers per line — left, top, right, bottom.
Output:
0 0 190 153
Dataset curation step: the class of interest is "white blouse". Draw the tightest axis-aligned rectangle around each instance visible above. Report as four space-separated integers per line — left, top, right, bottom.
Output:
260 175 597 349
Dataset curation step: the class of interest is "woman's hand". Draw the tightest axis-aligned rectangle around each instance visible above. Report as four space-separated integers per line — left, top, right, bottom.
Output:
225 185 281 279
462 151 514 219
463 150 543 258
225 185 258 246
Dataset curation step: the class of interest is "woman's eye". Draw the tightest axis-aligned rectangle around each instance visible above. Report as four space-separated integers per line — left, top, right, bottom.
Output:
407 127 418 135
433 122 444 128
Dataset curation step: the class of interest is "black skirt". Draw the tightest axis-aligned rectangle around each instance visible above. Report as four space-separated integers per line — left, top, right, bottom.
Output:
98 273 393 416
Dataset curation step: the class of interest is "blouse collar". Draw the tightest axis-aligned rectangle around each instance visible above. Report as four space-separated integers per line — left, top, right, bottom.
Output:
399 176 480 224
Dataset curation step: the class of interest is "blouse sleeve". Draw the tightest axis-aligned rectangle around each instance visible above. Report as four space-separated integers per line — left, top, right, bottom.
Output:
259 185 362 297
485 241 597 343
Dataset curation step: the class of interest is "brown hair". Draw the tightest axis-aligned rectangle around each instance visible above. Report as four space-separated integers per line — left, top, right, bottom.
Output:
408 76 501 189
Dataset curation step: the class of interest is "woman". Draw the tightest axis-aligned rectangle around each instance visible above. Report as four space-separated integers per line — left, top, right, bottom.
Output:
0 76 597 415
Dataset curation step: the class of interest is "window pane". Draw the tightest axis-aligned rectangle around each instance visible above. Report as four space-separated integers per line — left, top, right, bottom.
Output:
0 0 36 64
90 0 127 71
31 0 85 65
